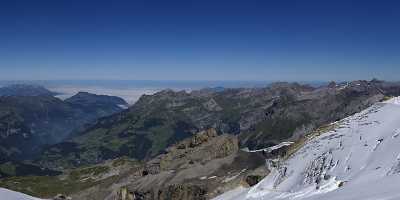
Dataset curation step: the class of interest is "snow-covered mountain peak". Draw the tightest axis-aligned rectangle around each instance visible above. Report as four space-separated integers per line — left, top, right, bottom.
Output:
214 97 400 200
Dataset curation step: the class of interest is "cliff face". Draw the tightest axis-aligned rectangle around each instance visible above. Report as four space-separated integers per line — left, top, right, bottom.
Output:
65 129 267 200
109 129 246 200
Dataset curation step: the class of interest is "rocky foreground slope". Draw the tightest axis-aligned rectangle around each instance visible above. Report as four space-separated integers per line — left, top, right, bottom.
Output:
214 97 400 200
69 129 268 200
0 129 268 200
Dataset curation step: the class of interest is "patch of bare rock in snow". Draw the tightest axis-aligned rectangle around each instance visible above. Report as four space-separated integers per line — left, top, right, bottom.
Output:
214 97 400 200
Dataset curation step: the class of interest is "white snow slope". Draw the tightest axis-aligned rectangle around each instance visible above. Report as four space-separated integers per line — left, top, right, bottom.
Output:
0 188 43 200
214 97 400 200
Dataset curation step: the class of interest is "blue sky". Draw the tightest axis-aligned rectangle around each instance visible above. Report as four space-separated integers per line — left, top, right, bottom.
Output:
0 0 399 81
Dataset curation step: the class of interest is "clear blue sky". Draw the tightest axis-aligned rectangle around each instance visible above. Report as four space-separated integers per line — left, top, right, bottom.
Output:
0 0 399 81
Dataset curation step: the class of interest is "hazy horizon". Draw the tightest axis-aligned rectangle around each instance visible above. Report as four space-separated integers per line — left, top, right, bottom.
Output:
1 78 392 104
0 79 328 104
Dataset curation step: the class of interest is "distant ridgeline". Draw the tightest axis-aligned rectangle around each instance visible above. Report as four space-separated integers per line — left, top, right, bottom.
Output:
0 84 59 97
38 80 400 169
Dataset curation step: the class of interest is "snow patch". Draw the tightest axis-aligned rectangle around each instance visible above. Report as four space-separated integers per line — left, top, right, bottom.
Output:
223 169 247 183
243 142 294 153
0 188 43 200
117 104 129 109
385 96 400 105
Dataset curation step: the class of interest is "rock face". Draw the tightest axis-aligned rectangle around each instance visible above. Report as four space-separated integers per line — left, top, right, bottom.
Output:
68 129 267 200
39 80 400 168
156 129 238 171
245 175 264 187
113 129 243 200
116 185 207 200
52 194 72 200
189 129 218 147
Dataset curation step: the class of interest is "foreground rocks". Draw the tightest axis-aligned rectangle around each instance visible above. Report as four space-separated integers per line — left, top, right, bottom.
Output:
53 194 72 200
116 185 207 200
69 129 267 200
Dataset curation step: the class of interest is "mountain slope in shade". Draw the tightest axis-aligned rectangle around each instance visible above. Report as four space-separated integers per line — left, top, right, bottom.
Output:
65 91 128 115
0 84 58 97
0 188 43 200
214 97 400 200
0 92 128 160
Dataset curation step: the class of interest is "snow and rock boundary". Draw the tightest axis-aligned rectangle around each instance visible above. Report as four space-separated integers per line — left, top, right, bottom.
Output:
214 97 400 200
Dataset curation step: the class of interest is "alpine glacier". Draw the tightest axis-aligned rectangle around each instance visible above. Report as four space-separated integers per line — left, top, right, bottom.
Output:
214 97 400 200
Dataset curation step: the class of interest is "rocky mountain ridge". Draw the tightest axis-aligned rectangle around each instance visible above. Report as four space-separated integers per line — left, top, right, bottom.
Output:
2 81 400 200
0 84 59 97
39 80 400 169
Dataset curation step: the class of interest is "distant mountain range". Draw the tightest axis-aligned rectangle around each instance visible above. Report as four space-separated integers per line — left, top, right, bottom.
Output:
38 80 400 169
0 84 59 97
0 84 128 177
2 80 400 200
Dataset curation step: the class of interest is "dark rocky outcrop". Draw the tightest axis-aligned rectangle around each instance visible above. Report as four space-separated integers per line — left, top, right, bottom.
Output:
245 175 264 187
53 194 72 200
117 185 207 200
